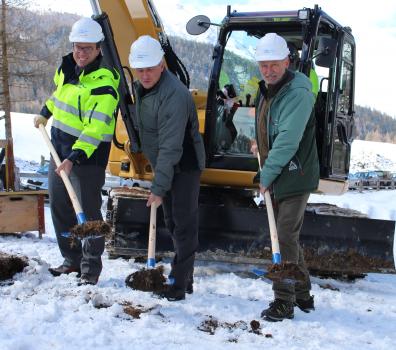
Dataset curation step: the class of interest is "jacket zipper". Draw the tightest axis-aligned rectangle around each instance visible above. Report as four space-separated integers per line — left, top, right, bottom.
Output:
78 95 82 122
89 102 98 123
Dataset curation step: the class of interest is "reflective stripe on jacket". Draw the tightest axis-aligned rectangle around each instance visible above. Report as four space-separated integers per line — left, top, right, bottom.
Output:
44 53 119 167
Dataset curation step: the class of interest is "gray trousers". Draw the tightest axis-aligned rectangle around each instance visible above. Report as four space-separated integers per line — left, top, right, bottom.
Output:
162 170 201 291
272 193 311 302
48 160 105 277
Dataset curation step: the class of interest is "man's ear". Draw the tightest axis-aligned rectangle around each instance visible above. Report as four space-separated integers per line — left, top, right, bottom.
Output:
159 60 165 72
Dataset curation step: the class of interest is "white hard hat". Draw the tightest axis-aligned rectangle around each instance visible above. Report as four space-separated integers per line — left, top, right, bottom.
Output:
255 33 290 61
129 35 164 69
69 17 104 43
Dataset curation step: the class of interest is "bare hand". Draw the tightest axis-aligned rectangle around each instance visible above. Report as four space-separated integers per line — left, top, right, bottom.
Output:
147 193 162 208
259 184 267 195
55 159 73 176
250 140 258 156
33 115 48 128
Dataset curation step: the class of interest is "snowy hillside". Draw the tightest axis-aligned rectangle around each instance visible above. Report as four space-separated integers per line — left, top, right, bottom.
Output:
350 140 396 173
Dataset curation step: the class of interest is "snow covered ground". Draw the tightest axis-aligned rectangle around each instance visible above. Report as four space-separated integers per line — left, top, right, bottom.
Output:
0 204 395 350
1 113 396 349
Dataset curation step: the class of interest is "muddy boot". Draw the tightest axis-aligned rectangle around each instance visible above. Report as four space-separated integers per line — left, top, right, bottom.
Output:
49 265 81 277
78 274 99 286
261 299 294 322
295 295 315 313
159 285 186 301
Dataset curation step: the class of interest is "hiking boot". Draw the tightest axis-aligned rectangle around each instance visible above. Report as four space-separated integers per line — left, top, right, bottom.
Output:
295 295 315 313
48 265 81 277
77 274 98 286
261 299 294 322
159 285 185 301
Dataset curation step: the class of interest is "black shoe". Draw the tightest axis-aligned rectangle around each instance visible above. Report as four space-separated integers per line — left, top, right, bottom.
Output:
261 299 294 322
186 281 193 294
49 265 81 277
159 285 185 301
295 296 315 313
77 274 98 286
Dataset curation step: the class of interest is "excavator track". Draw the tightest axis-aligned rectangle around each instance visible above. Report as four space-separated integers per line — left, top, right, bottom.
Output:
106 187 395 278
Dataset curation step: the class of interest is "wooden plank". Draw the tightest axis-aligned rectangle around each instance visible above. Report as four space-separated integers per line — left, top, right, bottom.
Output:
0 190 48 196
0 194 41 233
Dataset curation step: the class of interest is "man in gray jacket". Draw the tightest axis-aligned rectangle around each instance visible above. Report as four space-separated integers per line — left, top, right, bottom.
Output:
129 35 205 301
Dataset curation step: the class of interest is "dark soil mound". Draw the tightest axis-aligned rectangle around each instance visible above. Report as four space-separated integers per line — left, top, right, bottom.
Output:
125 266 166 293
0 252 28 281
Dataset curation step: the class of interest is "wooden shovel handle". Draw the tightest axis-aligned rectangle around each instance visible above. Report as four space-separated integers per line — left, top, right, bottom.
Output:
147 203 158 267
38 124 84 216
257 152 281 261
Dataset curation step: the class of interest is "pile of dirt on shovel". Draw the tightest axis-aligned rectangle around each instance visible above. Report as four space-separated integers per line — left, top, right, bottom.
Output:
70 220 111 239
0 252 28 281
125 266 166 293
265 262 306 282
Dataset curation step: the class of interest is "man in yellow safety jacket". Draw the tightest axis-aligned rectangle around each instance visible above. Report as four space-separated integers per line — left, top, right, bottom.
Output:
34 17 119 285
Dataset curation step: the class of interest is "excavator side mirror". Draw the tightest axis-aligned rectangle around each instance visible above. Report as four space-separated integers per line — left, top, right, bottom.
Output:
314 37 337 68
186 15 221 35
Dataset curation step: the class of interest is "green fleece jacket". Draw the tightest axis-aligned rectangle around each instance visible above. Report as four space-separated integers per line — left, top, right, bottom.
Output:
135 70 205 197
256 71 319 200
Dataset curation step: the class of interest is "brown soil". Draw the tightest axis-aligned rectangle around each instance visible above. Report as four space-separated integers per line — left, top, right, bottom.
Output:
249 320 261 335
70 220 111 239
121 301 154 319
304 248 394 275
0 252 28 281
198 316 265 337
125 265 166 293
265 262 306 282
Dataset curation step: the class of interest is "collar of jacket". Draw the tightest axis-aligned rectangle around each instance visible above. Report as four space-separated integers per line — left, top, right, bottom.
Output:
59 52 103 84
258 69 294 99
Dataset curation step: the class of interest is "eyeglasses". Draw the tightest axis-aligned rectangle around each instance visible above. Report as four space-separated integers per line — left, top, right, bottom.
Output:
73 44 95 54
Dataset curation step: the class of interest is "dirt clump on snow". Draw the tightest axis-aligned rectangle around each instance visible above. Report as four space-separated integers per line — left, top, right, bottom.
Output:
122 301 154 319
0 252 28 281
125 265 166 293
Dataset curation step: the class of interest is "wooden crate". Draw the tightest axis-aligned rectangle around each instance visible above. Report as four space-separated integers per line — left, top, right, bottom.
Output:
0 191 46 238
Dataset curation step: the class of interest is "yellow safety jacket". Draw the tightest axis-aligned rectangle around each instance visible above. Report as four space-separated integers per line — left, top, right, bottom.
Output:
42 53 119 167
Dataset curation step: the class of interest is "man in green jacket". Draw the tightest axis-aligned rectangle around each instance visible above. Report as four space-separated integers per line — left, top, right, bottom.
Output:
129 35 205 301
34 17 120 285
253 33 319 321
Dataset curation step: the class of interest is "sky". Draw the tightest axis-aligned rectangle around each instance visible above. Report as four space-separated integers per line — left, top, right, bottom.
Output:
32 0 396 118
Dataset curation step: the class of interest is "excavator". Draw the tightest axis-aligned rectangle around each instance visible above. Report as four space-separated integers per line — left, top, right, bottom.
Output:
89 0 395 275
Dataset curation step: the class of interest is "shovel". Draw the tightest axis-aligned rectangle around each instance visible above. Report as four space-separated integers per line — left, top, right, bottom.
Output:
147 203 158 268
252 153 304 282
125 202 166 292
38 124 110 239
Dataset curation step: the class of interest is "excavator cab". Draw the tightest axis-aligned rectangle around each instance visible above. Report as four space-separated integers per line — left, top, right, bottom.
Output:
188 6 356 187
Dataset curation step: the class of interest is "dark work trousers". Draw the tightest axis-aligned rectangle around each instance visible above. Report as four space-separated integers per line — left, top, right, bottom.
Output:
272 193 311 303
161 170 201 291
48 159 105 278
